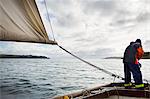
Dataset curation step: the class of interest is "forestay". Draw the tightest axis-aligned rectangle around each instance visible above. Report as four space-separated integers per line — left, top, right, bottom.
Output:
0 0 56 44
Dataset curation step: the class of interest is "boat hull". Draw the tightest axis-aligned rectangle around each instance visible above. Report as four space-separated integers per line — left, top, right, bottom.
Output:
53 82 150 99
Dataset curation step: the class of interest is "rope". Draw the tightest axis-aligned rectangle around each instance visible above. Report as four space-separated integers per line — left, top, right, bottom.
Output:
112 76 120 99
82 89 91 97
58 45 150 84
58 45 125 81
113 76 116 83
43 0 56 42
114 86 120 99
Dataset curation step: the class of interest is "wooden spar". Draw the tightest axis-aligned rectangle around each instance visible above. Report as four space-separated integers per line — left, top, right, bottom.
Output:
0 39 57 45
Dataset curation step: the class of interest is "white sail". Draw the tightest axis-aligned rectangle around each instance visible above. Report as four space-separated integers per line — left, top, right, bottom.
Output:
0 0 56 44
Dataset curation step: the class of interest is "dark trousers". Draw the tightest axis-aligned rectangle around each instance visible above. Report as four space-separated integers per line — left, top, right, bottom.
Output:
124 63 143 84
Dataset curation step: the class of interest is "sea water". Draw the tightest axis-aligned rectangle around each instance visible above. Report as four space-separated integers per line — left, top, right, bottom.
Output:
0 58 150 99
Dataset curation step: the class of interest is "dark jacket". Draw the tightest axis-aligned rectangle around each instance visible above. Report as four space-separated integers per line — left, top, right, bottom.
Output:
123 42 143 64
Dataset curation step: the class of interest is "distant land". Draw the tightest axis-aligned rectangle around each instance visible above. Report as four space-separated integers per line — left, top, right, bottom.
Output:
104 57 123 59
0 54 49 59
142 52 150 59
105 52 150 59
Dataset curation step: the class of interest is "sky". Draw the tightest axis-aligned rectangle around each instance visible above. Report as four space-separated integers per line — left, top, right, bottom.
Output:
0 0 150 58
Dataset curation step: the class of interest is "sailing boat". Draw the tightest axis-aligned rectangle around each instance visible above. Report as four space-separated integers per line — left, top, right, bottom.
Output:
0 0 57 45
0 0 150 99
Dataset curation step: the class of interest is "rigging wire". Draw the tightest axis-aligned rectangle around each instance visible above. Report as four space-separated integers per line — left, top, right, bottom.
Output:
43 0 56 42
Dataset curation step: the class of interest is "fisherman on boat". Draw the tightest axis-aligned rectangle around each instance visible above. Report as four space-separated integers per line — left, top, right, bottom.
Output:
123 39 144 89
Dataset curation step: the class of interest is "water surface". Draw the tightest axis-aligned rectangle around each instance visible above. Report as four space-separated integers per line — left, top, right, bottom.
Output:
0 58 150 99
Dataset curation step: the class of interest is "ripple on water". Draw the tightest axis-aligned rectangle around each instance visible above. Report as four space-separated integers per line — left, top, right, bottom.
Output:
9 89 32 94
19 79 30 82
39 83 52 86
37 77 47 80
58 85 83 91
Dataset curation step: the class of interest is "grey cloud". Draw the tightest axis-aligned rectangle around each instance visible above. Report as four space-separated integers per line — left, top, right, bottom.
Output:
78 48 114 58
72 31 108 46
94 48 114 55
136 13 150 22
111 19 134 26
81 0 117 16
109 9 134 27
143 0 150 5
46 12 78 28
75 38 94 42
58 31 87 41
108 0 150 29
40 0 78 27
110 12 150 29
56 14 79 27
144 40 150 48
40 0 72 8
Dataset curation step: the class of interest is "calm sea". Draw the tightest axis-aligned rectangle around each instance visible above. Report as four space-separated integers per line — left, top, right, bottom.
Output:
0 58 150 99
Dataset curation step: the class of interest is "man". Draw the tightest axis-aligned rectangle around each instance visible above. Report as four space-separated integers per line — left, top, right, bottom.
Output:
123 39 144 89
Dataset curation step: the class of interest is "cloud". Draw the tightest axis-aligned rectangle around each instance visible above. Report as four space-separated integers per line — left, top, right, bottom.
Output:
109 0 150 29
73 47 114 58
111 12 150 27
136 13 150 22
144 40 150 51
81 0 117 16
1 0 150 58
41 0 80 28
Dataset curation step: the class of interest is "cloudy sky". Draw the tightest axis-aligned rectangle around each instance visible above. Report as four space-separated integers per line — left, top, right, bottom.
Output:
0 0 150 58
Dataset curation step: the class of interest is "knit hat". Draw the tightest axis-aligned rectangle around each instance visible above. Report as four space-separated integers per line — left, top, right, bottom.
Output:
135 39 141 44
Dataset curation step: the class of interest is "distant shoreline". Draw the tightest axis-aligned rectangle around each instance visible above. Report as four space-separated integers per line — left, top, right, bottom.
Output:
104 57 123 59
104 57 150 59
105 52 150 59
0 54 49 59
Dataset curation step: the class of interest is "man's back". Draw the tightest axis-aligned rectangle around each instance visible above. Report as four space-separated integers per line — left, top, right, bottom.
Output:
123 42 141 64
